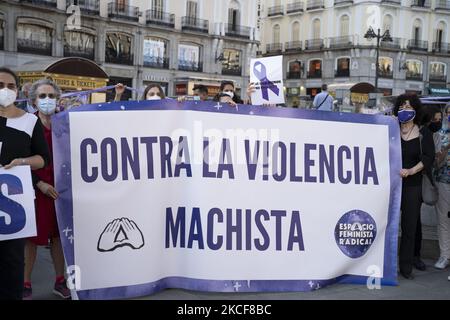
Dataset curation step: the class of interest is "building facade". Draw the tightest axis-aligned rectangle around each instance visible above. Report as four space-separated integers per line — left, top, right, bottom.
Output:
260 0 450 106
0 0 260 98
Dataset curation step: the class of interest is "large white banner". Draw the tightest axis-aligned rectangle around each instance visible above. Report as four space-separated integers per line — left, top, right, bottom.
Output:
53 101 401 299
0 166 36 241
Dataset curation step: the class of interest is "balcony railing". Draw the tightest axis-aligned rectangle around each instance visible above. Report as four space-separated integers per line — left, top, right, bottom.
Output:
433 42 450 54
64 46 95 60
285 41 302 52
405 72 423 81
222 67 242 76
178 61 203 72
266 43 283 53
287 71 302 79
429 74 447 82
335 69 350 77
380 0 401 5
329 36 353 49
268 5 284 16
225 24 251 39
411 0 431 8
306 0 325 10
305 39 324 50
286 2 304 14
181 16 209 33
68 0 99 15
380 37 402 49
143 57 170 69
19 0 57 8
334 0 353 5
108 2 140 22
435 0 450 10
146 10 175 28
105 53 134 65
17 38 52 56
407 39 429 51
307 70 322 78
377 70 394 79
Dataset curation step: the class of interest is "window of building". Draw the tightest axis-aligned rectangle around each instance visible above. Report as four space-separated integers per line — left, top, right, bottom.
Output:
178 43 202 72
273 24 280 43
308 59 322 78
64 31 95 60
435 21 446 45
292 21 300 41
336 57 350 77
0 20 4 50
413 19 422 41
143 37 169 69
383 15 393 34
222 49 241 76
228 0 240 27
105 32 133 65
405 60 422 80
340 15 349 37
186 1 198 18
17 23 52 56
288 60 302 79
117 0 127 11
430 62 447 81
312 19 320 39
378 57 393 78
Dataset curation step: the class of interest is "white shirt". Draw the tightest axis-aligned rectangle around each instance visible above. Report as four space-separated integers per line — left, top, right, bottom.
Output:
313 91 334 111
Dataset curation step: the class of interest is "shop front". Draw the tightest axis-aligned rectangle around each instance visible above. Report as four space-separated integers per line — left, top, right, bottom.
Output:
174 77 233 99
15 57 109 103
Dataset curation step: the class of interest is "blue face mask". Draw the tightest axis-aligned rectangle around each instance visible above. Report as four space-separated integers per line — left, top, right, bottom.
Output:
398 109 416 123
37 98 57 115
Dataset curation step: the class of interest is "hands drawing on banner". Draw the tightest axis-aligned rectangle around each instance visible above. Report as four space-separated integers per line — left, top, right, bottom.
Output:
97 218 145 252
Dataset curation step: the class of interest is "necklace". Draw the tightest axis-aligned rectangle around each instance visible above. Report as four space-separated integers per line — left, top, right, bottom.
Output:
401 124 415 140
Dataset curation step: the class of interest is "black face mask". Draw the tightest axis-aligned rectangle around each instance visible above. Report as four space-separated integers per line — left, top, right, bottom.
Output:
429 121 442 133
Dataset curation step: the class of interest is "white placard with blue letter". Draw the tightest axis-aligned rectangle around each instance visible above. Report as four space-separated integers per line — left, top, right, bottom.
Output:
0 166 36 241
250 55 285 105
53 100 401 300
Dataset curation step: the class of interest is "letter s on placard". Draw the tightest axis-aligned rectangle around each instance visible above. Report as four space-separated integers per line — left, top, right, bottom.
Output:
0 174 26 235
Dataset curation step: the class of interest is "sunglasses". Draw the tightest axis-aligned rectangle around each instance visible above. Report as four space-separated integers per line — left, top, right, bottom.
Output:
0 82 17 90
38 93 57 99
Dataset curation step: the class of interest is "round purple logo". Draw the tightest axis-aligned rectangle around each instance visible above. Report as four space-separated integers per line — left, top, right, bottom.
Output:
335 210 377 259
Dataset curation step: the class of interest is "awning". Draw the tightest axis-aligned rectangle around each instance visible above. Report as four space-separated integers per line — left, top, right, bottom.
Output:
15 57 109 91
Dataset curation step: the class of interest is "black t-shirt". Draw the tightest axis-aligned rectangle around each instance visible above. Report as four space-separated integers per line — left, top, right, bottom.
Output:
0 113 50 184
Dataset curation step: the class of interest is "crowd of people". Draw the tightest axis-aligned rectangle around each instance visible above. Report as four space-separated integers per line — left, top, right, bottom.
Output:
0 66 449 300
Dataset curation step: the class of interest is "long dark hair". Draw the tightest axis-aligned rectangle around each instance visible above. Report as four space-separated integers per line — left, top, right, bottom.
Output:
393 93 423 125
142 83 165 100
214 80 243 104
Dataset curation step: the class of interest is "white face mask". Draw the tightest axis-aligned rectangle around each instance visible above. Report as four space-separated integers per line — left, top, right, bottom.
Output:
223 91 234 99
37 98 57 115
0 88 17 108
147 95 161 101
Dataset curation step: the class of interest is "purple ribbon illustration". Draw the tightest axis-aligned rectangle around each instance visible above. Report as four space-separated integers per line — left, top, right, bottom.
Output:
253 61 280 100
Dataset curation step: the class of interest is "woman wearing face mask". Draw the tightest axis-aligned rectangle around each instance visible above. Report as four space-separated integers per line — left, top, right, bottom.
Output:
142 83 166 101
0 68 50 300
21 79 70 300
434 104 450 270
214 81 244 104
393 94 435 280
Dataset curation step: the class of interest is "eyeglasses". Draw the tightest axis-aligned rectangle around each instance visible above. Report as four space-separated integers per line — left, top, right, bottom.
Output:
38 93 57 99
0 82 17 90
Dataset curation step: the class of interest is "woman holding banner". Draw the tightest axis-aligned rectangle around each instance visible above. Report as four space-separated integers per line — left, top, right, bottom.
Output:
394 94 435 280
0 67 50 300
22 79 70 300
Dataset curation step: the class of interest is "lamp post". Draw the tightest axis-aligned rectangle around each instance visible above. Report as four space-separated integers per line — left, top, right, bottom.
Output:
364 27 393 92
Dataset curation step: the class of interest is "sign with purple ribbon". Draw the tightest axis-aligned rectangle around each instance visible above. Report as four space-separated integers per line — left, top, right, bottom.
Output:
250 56 285 105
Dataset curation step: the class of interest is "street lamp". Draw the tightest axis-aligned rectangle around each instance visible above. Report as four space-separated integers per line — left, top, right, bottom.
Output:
364 27 393 92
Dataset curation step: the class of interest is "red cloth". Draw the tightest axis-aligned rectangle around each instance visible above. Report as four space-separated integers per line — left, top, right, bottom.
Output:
29 124 59 245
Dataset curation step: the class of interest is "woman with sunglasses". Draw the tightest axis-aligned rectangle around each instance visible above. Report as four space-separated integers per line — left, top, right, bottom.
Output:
22 79 70 299
0 68 50 300
393 94 435 280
